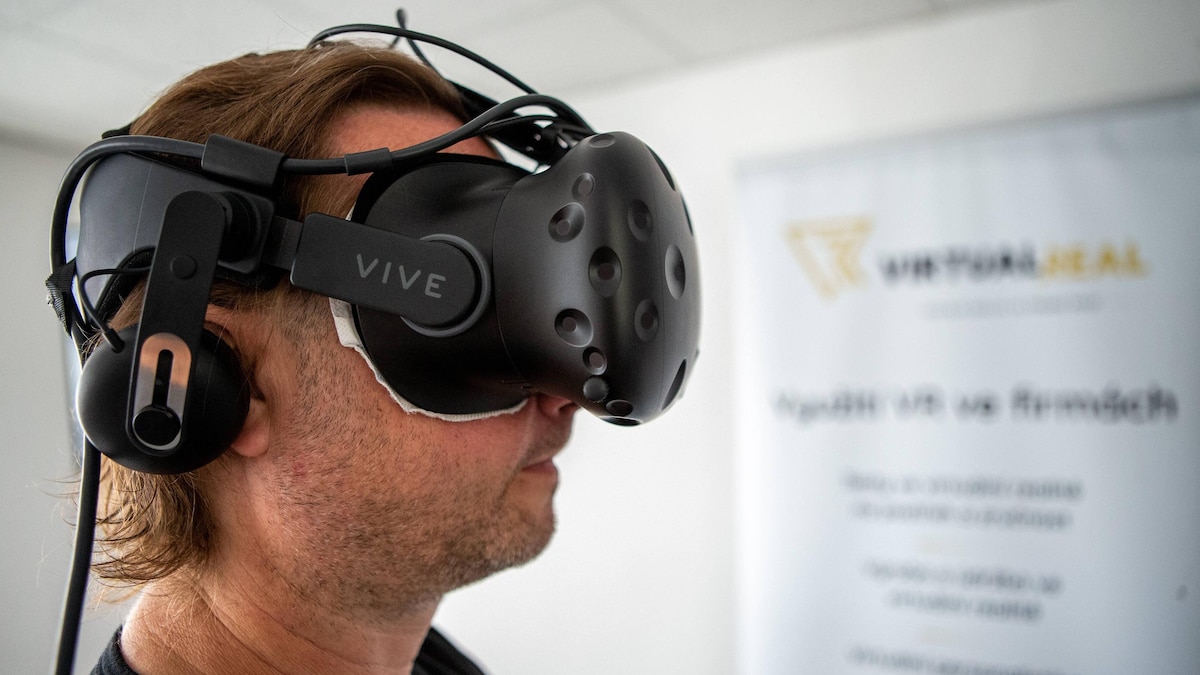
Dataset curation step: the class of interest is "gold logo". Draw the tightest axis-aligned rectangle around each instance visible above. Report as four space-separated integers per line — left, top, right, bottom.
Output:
784 216 873 299
1040 242 1147 280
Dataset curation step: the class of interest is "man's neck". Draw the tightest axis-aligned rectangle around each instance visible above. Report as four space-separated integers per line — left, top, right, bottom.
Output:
119 571 440 675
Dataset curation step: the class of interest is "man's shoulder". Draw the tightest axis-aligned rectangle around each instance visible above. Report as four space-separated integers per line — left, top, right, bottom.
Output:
415 627 488 675
90 628 138 675
89 626 484 675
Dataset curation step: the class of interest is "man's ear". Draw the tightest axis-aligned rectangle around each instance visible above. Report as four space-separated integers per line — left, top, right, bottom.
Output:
204 306 272 459
229 398 270 458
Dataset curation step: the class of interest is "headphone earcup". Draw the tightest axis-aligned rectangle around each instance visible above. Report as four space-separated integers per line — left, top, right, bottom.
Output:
76 327 250 474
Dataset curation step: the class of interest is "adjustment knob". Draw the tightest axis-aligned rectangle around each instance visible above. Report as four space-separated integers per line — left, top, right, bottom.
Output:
132 405 182 451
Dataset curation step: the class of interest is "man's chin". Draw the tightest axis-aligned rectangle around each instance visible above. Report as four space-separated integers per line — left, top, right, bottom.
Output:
502 507 557 567
440 538 549 597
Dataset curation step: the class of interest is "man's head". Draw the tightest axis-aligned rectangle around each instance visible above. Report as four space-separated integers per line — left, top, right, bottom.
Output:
91 41 578 609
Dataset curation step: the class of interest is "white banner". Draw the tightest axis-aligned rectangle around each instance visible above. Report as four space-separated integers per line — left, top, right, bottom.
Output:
735 97 1200 675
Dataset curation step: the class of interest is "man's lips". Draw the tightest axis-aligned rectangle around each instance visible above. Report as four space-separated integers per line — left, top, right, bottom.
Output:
519 443 564 474
519 413 573 471
520 457 558 475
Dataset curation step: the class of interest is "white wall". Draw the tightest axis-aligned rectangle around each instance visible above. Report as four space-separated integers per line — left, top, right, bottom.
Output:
6 0 1199 673
0 136 128 673
434 0 1200 673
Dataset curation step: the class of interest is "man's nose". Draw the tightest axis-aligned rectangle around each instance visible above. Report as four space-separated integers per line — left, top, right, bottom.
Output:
535 394 578 419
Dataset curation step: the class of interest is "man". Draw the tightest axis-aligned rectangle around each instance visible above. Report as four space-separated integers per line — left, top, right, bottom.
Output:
86 40 578 675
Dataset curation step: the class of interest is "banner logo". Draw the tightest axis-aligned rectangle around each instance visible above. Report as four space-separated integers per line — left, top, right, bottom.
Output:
783 216 1149 301
784 216 873 299
880 242 1147 284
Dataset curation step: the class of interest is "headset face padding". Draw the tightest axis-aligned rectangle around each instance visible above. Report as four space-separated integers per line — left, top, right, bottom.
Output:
76 328 250 474
351 132 700 424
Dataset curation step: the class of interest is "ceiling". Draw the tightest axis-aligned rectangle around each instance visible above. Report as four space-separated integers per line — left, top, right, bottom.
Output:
0 0 1028 151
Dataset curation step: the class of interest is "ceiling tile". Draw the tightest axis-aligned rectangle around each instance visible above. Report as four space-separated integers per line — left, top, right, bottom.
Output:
39 0 325 68
264 0 563 38
608 0 936 59
0 27 166 146
0 0 1056 147
0 0 73 25
423 3 683 100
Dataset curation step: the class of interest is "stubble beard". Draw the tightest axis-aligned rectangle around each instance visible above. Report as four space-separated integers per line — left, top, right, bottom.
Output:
282 455 560 622
269 351 566 622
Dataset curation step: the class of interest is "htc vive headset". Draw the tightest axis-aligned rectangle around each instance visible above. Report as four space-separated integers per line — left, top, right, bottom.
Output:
46 18 701 476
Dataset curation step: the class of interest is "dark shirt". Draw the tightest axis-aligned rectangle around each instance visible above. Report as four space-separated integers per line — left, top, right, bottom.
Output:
92 626 487 675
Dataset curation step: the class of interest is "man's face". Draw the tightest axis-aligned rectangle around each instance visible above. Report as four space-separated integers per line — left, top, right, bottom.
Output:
241 106 578 619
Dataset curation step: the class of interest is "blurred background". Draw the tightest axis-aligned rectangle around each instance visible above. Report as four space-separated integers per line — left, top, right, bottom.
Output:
3 1 1198 673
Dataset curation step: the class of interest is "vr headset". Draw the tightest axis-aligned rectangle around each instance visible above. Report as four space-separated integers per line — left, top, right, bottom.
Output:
47 16 701 477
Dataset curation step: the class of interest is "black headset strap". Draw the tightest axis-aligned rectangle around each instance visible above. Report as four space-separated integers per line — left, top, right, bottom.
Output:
123 191 228 454
45 259 81 345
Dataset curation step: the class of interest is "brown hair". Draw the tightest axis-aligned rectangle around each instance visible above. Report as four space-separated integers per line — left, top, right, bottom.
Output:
91 40 466 588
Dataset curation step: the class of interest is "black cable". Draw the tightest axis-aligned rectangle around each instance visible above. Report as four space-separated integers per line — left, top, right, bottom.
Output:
54 439 102 675
388 11 404 49
481 114 592 139
50 19 596 264
51 136 204 269
47 136 209 354
280 93 592 175
394 9 438 74
77 266 151 351
308 23 538 95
